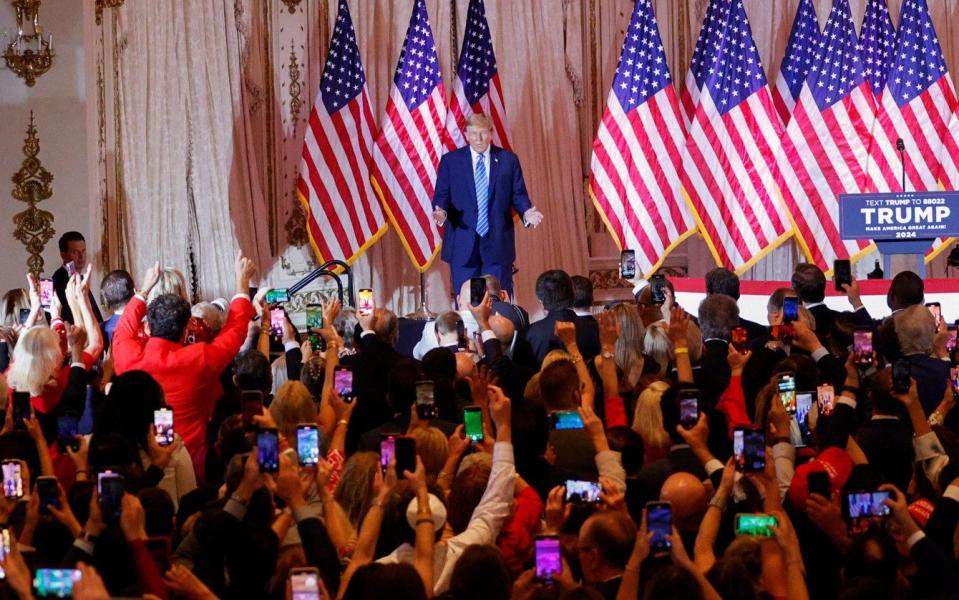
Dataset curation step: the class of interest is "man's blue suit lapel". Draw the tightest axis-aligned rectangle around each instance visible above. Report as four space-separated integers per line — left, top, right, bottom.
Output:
488 146 500 204
461 147 477 206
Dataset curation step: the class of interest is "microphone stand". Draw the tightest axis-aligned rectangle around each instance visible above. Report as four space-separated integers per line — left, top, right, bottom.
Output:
896 138 906 192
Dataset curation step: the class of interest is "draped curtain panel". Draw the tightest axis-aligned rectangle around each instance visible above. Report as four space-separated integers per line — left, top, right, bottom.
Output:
88 0 959 308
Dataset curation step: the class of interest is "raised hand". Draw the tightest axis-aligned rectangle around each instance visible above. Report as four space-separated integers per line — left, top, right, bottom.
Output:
553 320 577 350
140 261 161 296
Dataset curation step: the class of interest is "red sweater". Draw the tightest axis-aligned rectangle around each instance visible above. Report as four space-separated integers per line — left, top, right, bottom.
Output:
112 295 254 479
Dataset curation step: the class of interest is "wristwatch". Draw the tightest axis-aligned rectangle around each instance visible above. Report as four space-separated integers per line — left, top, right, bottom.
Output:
601 350 615 360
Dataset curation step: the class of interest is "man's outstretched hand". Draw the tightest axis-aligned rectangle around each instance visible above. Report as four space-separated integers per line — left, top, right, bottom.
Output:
235 252 256 295
523 207 544 228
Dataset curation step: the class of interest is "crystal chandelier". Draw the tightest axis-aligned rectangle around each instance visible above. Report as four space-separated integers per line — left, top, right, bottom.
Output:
3 0 55 87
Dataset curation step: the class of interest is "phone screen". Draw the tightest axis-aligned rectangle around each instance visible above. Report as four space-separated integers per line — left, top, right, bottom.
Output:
951 366 959 395
463 407 484 443
620 250 636 280
334 368 353 401
358 288 374 316
947 328 958 352
469 278 487 307
777 373 797 414
394 436 415 479
37 477 60 511
735 513 778 537
0 527 10 578
734 428 765 472
795 392 813 447
13 391 31 423
297 426 320 466
57 415 79 454
679 393 699 428
290 570 321 600
415 381 437 419
853 330 873 366
834 259 851 291
647 502 672 551
535 536 561 581
33 569 82 597
265 288 290 304
927 303 942 325
565 480 602 503
650 275 666 305
241 391 263 430
731 327 748 352
257 429 280 473
39 279 54 308
305 304 323 330
551 410 584 430
98 472 124 523
270 307 285 337
154 409 174 447
783 297 799 323
17 308 30 326
847 491 891 534
817 384 835 415
2 462 22 499
380 436 396 472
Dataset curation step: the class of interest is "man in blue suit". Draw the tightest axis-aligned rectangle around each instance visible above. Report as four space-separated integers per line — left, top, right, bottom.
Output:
432 114 544 298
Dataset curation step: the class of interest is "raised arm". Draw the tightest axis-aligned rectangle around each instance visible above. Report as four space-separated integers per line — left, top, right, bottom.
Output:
668 308 694 384
75 265 103 360
554 321 595 409
338 462 397 598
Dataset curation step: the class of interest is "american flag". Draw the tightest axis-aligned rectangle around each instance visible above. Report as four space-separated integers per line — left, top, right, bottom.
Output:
679 0 793 274
444 0 510 151
940 111 959 190
296 0 386 265
680 0 725 130
588 0 695 276
772 0 820 124
859 0 895 99
370 0 447 271
777 0 874 270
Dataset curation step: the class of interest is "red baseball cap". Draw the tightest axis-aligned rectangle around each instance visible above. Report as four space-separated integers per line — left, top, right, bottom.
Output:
788 447 854 508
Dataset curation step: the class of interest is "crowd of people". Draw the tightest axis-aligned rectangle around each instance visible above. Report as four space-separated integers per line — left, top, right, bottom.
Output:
0 230 956 599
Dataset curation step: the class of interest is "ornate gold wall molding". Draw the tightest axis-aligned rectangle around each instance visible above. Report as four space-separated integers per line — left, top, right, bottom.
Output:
11 111 55 277
95 0 124 25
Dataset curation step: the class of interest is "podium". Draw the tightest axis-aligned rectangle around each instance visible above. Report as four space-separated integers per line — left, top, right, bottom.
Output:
839 191 959 277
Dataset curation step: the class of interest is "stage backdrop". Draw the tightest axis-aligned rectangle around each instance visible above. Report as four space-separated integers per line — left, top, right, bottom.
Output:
86 0 959 314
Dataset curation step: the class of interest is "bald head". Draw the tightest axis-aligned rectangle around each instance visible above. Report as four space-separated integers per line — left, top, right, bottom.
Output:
455 352 475 381
660 472 707 532
489 313 514 346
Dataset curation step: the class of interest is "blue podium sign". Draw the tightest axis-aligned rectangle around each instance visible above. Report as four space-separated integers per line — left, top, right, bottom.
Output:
839 191 959 240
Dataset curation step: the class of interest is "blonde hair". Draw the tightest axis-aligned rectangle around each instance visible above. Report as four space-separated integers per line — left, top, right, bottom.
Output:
610 303 646 386
410 426 449 480
270 381 317 441
643 322 671 376
334 452 379 527
541 349 572 370
466 113 492 130
7 326 63 396
632 380 670 450
1 289 29 328
147 268 189 304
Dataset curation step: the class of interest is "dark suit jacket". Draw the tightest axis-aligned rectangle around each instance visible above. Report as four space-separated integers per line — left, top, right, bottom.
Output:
433 145 532 268
739 317 767 341
526 308 600 367
52 266 103 324
807 303 838 344
855 417 914 491
905 353 951 415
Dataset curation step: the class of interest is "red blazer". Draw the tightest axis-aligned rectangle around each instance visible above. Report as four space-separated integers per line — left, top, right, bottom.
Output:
112 295 254 477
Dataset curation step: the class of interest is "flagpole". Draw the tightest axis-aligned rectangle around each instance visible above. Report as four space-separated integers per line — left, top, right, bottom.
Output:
406 271 436 320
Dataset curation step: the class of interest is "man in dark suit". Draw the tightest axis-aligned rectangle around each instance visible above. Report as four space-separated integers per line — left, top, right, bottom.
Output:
525 270 600 368
705 267 765 341
855 371 914 491
432 113 544 297
52 231 102 324
791 263 837 345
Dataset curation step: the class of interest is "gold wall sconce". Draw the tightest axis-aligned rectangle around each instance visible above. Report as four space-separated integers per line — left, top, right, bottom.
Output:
3 0 55 87
12 112 55 278
280 0 303 14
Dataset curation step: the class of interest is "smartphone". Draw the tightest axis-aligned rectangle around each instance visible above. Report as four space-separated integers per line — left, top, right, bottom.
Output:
380 435 396 472
947 327 957 352
620 249 637 280
12 391 31 424
65 261 77 277
951 366 959 395
39 278 54 308
565 480 602 503
290 566 322 600
795 392 813 447
647 501 673 552
415 380 437 419
97 471 124 524
36 476 60 512
296 424 320 467
534 535 562 582
357 288 374 317
334 367 354 403
679 389 699 429
733 427 765 472
270 307 286 337
777 372 797 414
153 409 174 447
56 414 80 454
1 461 22 500
17 308 30 326
463 405 484 443
455 318 469 351
550 410 584 430
265 288 290 304
0 527 10 579
846 490 891 534
833 259 852 292
33 569 81 598
257 428 280 473
469 277 487 307
731 326 748 353
649 274 666 305
807 470 831 499
394 436 415 479
853 329 874 367
892 358 911 395
734 513 778 537
240 390 264 430
308 333 323 352
305 303 323 331
817 384 835 416
926 302 942 326
783 297 799 323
